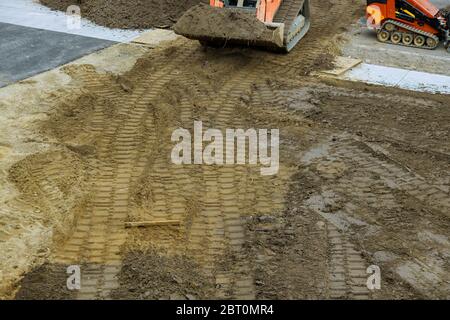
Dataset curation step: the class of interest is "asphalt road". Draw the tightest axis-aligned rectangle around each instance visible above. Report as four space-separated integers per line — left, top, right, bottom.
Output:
0 22 114 87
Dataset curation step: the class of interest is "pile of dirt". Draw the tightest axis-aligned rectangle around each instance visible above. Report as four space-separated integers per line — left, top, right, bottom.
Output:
111 250 214 300
40 0 206 29
15 263 75 300
174 3 283 46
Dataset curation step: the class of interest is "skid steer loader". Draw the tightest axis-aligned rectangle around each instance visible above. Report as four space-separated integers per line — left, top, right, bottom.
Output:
174 0 311 52
366 0 450 51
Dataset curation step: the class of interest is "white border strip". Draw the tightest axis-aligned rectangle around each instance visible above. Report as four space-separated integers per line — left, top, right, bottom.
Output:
0 0 147 42
342 63 450 95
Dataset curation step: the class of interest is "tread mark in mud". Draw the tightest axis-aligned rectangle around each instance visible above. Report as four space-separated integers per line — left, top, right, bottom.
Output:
53 47 199 299
304 134 449 298
327 223 369 299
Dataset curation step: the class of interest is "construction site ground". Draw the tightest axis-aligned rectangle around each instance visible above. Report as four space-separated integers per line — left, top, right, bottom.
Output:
0 0 449 300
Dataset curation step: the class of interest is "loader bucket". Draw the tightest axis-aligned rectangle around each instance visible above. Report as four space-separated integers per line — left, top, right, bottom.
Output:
173 4 285 50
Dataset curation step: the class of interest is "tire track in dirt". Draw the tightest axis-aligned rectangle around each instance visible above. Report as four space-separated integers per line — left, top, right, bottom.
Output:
210 66 260 299
14 0 434 300
326 223 369 299
334 138 450 297
159 61 265 299
113 50 265 299
202 61 293 299
121 56 292 299
52 45 199 299
244 79 372 299
302 133 450 298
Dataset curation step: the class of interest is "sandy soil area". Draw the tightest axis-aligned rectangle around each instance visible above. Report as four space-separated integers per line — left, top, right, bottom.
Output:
2 0 449 299
0 44 150 298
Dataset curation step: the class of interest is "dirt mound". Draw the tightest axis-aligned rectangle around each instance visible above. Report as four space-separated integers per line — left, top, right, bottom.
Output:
15 263 75 300
174 3 282 46
40 0 206 29
111 250 214 300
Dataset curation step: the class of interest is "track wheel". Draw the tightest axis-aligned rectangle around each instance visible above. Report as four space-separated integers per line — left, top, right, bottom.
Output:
384 23 396 32
402 33 413 45
414 35 425 47
391 32 402 44
426 37 437 48
377 30 390 42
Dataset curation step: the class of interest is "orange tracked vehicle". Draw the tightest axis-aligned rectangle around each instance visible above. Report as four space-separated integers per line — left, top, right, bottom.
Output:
175 0 311 52
366 0 450 51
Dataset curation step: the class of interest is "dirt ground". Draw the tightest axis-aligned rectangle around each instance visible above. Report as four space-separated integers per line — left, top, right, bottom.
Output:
2 0 449 300
15 263 75 300
40 0 207 29
174 3 281 46
110 249 215 300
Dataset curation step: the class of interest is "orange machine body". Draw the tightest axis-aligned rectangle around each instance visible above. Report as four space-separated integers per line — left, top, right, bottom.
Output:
210 0 282 23
367 0 440 35
407 0 439 18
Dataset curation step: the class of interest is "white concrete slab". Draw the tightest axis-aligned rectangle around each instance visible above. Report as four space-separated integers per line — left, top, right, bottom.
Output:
401 70 450 94
342 63 450 95
0 0 148 42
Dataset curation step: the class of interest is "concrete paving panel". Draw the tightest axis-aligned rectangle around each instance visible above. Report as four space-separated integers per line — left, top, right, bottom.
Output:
0 22 114 87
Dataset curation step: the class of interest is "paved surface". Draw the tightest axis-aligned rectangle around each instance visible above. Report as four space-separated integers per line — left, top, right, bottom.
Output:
0 22 114 87
343 27 450 76
0 0 145 42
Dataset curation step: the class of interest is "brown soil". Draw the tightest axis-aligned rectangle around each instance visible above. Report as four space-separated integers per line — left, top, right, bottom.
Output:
111 249 215 300
8 149 90 239
6 0 450 300
174 4 279 45
40 0 206 29
15 263 75 300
